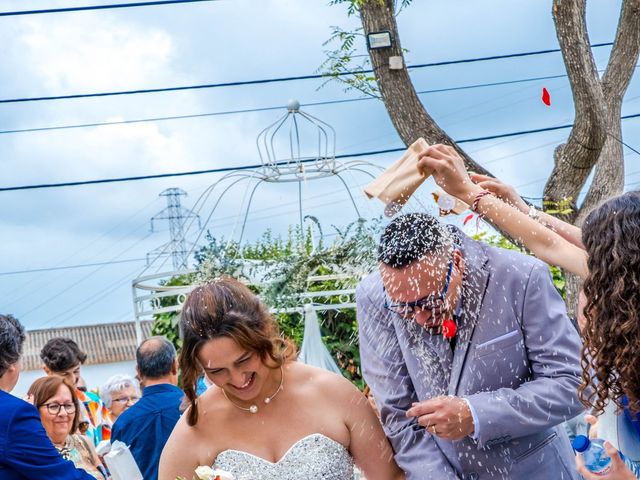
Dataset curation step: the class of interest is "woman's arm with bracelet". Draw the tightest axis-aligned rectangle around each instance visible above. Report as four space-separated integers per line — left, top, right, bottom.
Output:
417 144 589 279
470 173 585 249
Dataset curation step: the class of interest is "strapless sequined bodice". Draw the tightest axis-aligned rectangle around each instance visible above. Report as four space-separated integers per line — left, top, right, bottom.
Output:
213 433 354 479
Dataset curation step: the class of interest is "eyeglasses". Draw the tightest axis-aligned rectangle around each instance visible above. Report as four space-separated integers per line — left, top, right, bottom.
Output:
113 395 140 405
43 403 76 415
384 255 454 318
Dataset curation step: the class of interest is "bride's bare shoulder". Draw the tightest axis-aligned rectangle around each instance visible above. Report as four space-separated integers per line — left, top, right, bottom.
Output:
171 389 229 438
161 390 230 472
288 361 363 401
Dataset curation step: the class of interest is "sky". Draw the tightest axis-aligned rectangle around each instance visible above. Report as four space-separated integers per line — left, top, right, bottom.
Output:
0 0 636 331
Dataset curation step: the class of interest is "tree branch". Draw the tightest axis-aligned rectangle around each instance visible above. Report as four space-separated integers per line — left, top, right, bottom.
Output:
543 0 608 217
601 0 640 100
358 0 491 175
577 0 640 219
578 105 625 220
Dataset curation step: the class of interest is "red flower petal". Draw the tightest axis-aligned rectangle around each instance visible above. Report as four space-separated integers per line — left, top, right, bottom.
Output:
463 213 474 225
542 87 551 106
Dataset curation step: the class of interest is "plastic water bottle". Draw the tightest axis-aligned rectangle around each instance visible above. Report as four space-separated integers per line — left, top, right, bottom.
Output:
572 435 612 475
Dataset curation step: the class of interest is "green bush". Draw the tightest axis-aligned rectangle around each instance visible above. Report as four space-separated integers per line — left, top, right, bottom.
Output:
152 221 379 390
152 221 566 392
472 231 566 299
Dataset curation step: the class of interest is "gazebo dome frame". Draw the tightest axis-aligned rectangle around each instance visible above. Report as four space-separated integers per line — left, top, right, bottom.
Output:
131 100 383 342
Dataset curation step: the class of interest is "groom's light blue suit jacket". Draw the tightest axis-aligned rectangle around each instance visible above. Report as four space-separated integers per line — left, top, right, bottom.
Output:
357 232 584 480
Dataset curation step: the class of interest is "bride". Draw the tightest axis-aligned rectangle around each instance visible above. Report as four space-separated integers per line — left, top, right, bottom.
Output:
159 277 404 480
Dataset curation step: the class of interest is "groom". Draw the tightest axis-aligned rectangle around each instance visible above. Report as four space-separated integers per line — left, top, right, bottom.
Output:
357 213 583 479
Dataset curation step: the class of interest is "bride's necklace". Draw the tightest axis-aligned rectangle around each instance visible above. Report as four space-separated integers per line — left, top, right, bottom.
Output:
222 366 284 414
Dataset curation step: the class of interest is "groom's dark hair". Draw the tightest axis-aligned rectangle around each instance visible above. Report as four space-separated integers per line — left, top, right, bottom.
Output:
378 213 454 268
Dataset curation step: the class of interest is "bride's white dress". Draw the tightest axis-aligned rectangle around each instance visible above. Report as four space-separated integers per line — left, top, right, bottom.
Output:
212 433 355 479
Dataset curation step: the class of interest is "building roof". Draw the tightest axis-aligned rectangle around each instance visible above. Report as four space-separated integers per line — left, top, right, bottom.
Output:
22 320 155 371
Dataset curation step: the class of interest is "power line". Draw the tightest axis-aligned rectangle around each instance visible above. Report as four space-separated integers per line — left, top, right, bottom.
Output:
2 112 639 193
0 43 613 105
22 182 360 293
0 0 218 17
6 63 627 137
0 73 571 135
27 153 640 325
616 136 640 157
3 111 638 193
0 199 159 306
0 257 146 276
17 231 153 318
406 43 612 69
40 263 145 328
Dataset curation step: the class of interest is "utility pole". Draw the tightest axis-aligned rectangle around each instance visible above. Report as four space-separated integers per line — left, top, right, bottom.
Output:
147 188 200 270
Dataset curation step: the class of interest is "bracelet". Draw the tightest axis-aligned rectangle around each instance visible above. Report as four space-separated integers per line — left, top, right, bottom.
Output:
471 190 492 213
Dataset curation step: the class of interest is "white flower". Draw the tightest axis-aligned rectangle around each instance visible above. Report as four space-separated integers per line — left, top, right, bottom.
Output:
194 466 214 480
193 465 235 480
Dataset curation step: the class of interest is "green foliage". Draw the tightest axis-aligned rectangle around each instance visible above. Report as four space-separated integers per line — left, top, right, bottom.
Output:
195 219 382 390
257 219 380 308
151 218 566 393
318 25 379 98
472 232 566 300
543 197 574 216
149 274 195 349
151 312 182 348
328 0 414 16
319 0 414 96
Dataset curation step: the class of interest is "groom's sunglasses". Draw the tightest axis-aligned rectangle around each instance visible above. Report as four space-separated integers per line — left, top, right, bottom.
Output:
383 255 454 318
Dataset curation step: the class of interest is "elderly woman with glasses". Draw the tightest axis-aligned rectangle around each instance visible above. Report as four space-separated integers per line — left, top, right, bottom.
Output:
40 338 112 446
27 376 107 479
100 375 140 421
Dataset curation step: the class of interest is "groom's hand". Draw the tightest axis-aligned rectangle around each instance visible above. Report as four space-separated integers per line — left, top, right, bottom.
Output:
406 395 475 441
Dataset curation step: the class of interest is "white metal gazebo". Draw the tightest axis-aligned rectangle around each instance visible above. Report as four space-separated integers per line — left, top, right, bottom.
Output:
131 100 384 344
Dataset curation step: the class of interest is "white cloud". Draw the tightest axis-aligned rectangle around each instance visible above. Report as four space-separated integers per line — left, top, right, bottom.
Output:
16 16 174 92
0 0 632 330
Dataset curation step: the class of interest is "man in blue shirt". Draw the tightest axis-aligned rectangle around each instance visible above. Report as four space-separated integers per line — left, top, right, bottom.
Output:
0 314 95 480
111 336 183 480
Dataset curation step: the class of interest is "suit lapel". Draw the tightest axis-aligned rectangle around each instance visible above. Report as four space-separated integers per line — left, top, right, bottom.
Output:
448 238 490 396
405 319 453 397
427 333 455 391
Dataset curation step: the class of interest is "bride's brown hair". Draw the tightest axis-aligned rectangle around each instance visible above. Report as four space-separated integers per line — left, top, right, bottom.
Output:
179 277 296 426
